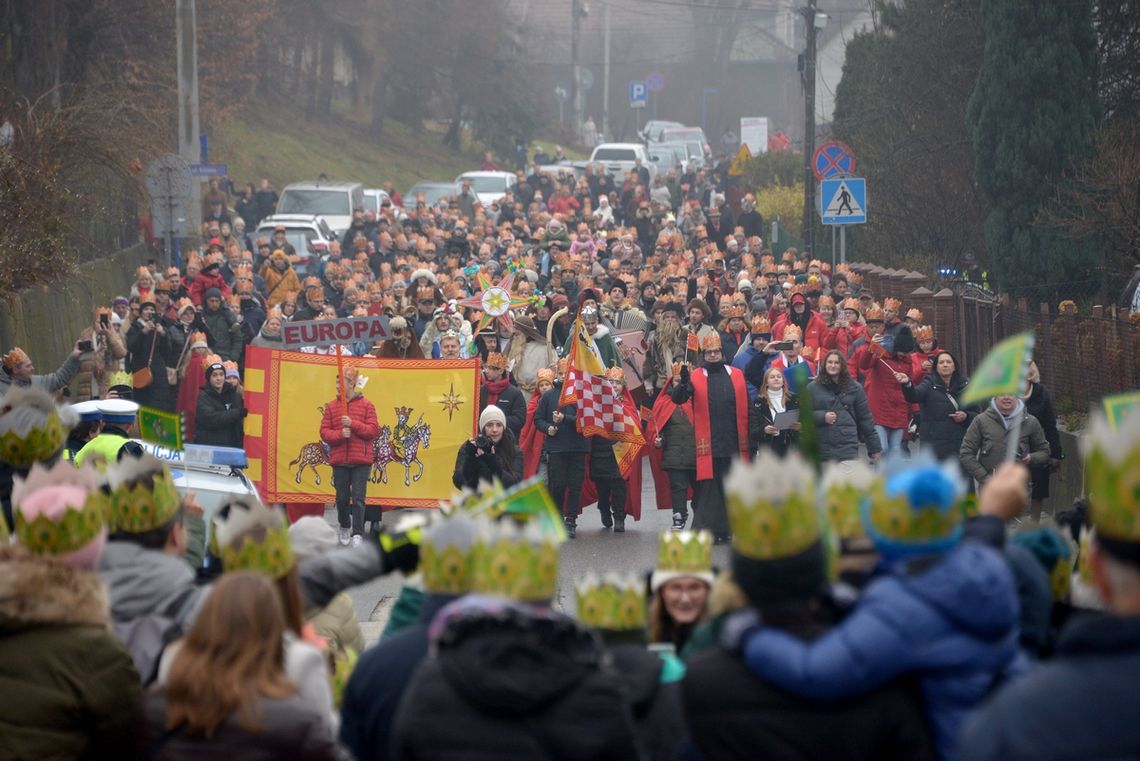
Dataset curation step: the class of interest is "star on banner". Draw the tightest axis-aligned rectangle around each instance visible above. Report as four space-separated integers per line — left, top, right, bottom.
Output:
437 382 465 421
456 265 532 335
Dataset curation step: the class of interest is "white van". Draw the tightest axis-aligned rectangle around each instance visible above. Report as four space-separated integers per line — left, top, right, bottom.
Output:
276 181 364 236
588 142 658 184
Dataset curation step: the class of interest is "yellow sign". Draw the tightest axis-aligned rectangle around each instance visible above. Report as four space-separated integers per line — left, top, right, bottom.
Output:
244 347 479 509
728 143 753 176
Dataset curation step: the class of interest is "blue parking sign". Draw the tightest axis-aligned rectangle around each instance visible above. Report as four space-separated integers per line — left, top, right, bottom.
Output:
629 81 648 108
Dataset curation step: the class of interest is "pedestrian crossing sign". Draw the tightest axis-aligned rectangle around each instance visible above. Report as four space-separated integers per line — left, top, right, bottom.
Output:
819 177 866 225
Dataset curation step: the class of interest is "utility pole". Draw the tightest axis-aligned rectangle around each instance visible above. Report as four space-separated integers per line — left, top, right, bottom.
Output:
801 0 818 257
601 0 611 142
176 0 201 168
571 0 583 137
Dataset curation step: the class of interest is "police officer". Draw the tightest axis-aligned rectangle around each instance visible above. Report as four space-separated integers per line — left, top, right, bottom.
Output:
63 400 103 462
74 399 144 467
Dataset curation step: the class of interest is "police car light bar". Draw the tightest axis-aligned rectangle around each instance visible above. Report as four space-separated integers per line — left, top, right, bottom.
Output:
183 444 249 469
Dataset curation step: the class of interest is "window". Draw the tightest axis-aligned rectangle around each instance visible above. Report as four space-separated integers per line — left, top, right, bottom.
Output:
592 148 638 161
277 189 351 216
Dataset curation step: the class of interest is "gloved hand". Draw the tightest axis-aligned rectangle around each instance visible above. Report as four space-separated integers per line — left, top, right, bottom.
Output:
719 608 763 656
376 526 421 576
679 363 690 384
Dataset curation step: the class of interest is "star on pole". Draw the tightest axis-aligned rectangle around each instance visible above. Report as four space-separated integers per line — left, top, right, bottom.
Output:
456 265 534 335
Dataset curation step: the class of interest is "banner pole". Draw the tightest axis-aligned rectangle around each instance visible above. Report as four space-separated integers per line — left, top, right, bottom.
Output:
337 344 348 417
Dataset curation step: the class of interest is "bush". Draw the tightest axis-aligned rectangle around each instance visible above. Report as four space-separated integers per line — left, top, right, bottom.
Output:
755 183 804 238
740 150 802 190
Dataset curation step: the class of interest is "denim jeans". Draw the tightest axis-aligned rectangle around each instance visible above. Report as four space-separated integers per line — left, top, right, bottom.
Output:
875 425 907 456
333 464 370 535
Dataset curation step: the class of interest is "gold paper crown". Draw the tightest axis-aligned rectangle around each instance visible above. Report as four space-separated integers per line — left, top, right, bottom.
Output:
471 520 560 601
0 387 73 467
751 315 770 333
1081 413 1140 544
820 460 877 540
604 366 625 383
883 297 902 311
212 495 295 580
575 572 646 631
725 450 821 561
864 304 885 322
913 325 934 341
107 370 133 388
700 331 722 351
485 352 509 370
2 346 30 371
106 454 182 533
906 308 924 321
657 530 713 575
862 452 966 553
782 324 802 341
419 512 480 595
536 368 555 384
841 297 862 312
12 461 110 556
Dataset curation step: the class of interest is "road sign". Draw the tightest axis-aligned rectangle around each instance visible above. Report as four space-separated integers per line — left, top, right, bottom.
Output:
145 154 194 239
629 80 648 108
189 163 228 178
645 71 666 93
727 143 753 176
555 85 569 102
812 140 856 181
820 177 866 225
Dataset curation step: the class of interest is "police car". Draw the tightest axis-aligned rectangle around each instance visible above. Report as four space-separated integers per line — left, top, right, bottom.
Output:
133 442 260 532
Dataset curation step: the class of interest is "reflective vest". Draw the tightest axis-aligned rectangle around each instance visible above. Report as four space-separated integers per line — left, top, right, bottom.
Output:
74 430 129 469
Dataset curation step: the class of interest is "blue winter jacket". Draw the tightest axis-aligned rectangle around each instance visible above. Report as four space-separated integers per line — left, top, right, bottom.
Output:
740 541 1025 760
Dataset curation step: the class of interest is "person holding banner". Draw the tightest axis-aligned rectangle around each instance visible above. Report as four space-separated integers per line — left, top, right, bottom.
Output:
319 366 379 546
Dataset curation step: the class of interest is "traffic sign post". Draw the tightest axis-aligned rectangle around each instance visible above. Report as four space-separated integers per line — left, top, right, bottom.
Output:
146 154 194 268
645 72 664 119
812 140 856 181
819 176 866 266
629 80 647 132
189 163 228 178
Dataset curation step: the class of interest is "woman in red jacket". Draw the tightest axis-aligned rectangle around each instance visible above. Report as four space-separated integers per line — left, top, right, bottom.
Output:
824 297 866 358
319 366 380 546
857 325 921 455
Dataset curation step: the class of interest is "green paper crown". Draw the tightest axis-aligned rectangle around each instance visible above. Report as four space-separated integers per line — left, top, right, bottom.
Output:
212 496 296 580
820 461 877 540
420 513 480 595
863 453 967 549
107 455 182 533
575 572 646 631
657 531 712 575
471 521 560 602
864 481 962 544
725 450 821 561
11 461 108 556
447 477 566 542
107 370 133 388
1081 413 1140 544
0 404 67 467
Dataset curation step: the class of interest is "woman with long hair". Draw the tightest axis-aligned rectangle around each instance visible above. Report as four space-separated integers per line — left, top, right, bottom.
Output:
452 405 524 489
648 532 715 654
808 349 882 463
146 572 345 760
749 365 800 456
901 350 974 463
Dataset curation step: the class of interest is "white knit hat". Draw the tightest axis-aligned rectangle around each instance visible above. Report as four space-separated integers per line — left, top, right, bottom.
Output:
479 405 506 431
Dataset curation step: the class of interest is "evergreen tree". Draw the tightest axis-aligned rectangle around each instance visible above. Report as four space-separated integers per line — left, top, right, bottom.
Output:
967 0 1101 299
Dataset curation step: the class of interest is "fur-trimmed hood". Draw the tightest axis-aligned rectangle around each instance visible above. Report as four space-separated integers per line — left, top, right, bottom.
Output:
0 545 111 632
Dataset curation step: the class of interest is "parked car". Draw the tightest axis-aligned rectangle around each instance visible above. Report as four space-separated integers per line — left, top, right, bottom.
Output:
640 120 685 143
276 180 364 236
254 213 336 276
405 181 457 209
588 142 658 184
659 127 712 165
647 143 689 175
454 171 518 206
363 188 395 215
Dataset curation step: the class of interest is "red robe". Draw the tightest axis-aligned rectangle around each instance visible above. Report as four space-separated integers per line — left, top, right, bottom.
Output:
519 390 545 478
691 365 750 480
177 354 207 442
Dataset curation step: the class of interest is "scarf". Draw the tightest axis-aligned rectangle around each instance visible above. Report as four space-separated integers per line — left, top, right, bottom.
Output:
484 375 511 407
991 397 1025 430
767 388 786 415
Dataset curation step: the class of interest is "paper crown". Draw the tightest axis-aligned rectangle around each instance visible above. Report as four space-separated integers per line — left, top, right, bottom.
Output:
471 519 561 602
841 297 862 312
576 572 647 631
864 304 885 322
535 368 555 385
818 295 835 309
212 495 295 580
906 308 924 321
420 512 481 595
883 297 902 311
700 331 722 351
106 454 182 533
725 450 821 561
485 352 509 370
604 366 625 383
782 324 802 341
2 346 30 371
912 325 934 341
751 315 770 334
651 530 715 591
860 451 966 559
107 370 133 389
12 461 110 559
444 478 566 542
0 387 75 467
1081 413 1140 545
820 460 877 540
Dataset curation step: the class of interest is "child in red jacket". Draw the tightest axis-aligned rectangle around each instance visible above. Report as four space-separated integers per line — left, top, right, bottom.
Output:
320 366 380 545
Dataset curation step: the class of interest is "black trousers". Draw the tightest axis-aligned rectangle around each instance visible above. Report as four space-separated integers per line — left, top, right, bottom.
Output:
667 468 696 518
333 464 370 535
547 451 587 524
595 477 627 522
693 457 731 538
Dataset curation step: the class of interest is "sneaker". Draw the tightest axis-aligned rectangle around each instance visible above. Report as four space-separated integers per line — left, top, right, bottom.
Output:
671 514 686 532
566 521 577 539
338 526 352 546
350 534 363 547
600 507 613 529
613 520 625 533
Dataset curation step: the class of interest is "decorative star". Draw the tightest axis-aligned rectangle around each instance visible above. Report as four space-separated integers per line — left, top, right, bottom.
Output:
456 265 533 335
438 382 464 421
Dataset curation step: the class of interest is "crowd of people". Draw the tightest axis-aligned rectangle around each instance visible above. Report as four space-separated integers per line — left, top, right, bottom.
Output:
0 150 1128 761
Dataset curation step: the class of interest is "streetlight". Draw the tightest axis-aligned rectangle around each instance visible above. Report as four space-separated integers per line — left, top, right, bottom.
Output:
801 4 827 257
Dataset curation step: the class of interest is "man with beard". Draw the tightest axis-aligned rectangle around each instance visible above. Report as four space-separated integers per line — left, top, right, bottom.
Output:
669 332 749 543
643 302 687 398
773 287 828 362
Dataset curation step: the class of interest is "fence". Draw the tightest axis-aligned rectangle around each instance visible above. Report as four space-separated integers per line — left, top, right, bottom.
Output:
849 263 1140 424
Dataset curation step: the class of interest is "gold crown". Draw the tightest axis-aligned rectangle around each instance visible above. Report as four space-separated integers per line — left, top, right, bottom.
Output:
883 297 902 311
913 325 934 341
485 352 509 370
2 346 30 370
725 450 821 560
419 512 480 595
1081 412 1140 544
471 520 560 602
862 452 966 554
212 496 296 580
700 331 722 351
657 530 713 575
12 461 109 556
445 478 566 542
782 324 802 341
107 370 133 388
575 572 646 631
906 308 924 321
0 387 73 467
604 366 625 383
106 454 182 533
820 460 877 540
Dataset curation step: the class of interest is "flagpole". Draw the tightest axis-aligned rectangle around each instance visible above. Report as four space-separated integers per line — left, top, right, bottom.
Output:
336 344 348 417
1005 414 1024 462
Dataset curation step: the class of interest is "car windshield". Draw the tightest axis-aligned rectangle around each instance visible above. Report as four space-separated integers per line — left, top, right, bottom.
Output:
363 195 379 214
277 189 351 216
462 177 507 194
407 184 453 206
593 148 638 161
662 129 703 142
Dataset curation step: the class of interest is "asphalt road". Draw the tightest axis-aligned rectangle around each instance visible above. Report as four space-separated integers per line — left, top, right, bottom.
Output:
344 460 733 644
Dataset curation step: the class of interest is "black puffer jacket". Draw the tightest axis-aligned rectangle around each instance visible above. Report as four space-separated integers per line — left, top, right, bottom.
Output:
902 372 975 460
194 384 246 447
391 604 640 760
452 433 524 490
807 378 881 462
610 644 687 761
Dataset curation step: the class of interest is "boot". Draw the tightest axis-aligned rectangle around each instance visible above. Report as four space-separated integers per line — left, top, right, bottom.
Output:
613 518 625 533
565 516 577 539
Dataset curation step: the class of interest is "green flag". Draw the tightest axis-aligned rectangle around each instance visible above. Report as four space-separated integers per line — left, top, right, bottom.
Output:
1103 391 1140 431
960 331 1035 406
138 407 184 451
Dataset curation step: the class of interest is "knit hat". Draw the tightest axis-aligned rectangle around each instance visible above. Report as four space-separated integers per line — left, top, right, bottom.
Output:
0 388 77 468
660 302 684 319
205 361 225 381
212 495 295 579
860 451 966 560
651 531 714 592
608 278 627 296
479 405 506 430
288 516 339 562
203 287 222 301
12 461 110 568
1011 528 1073 602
